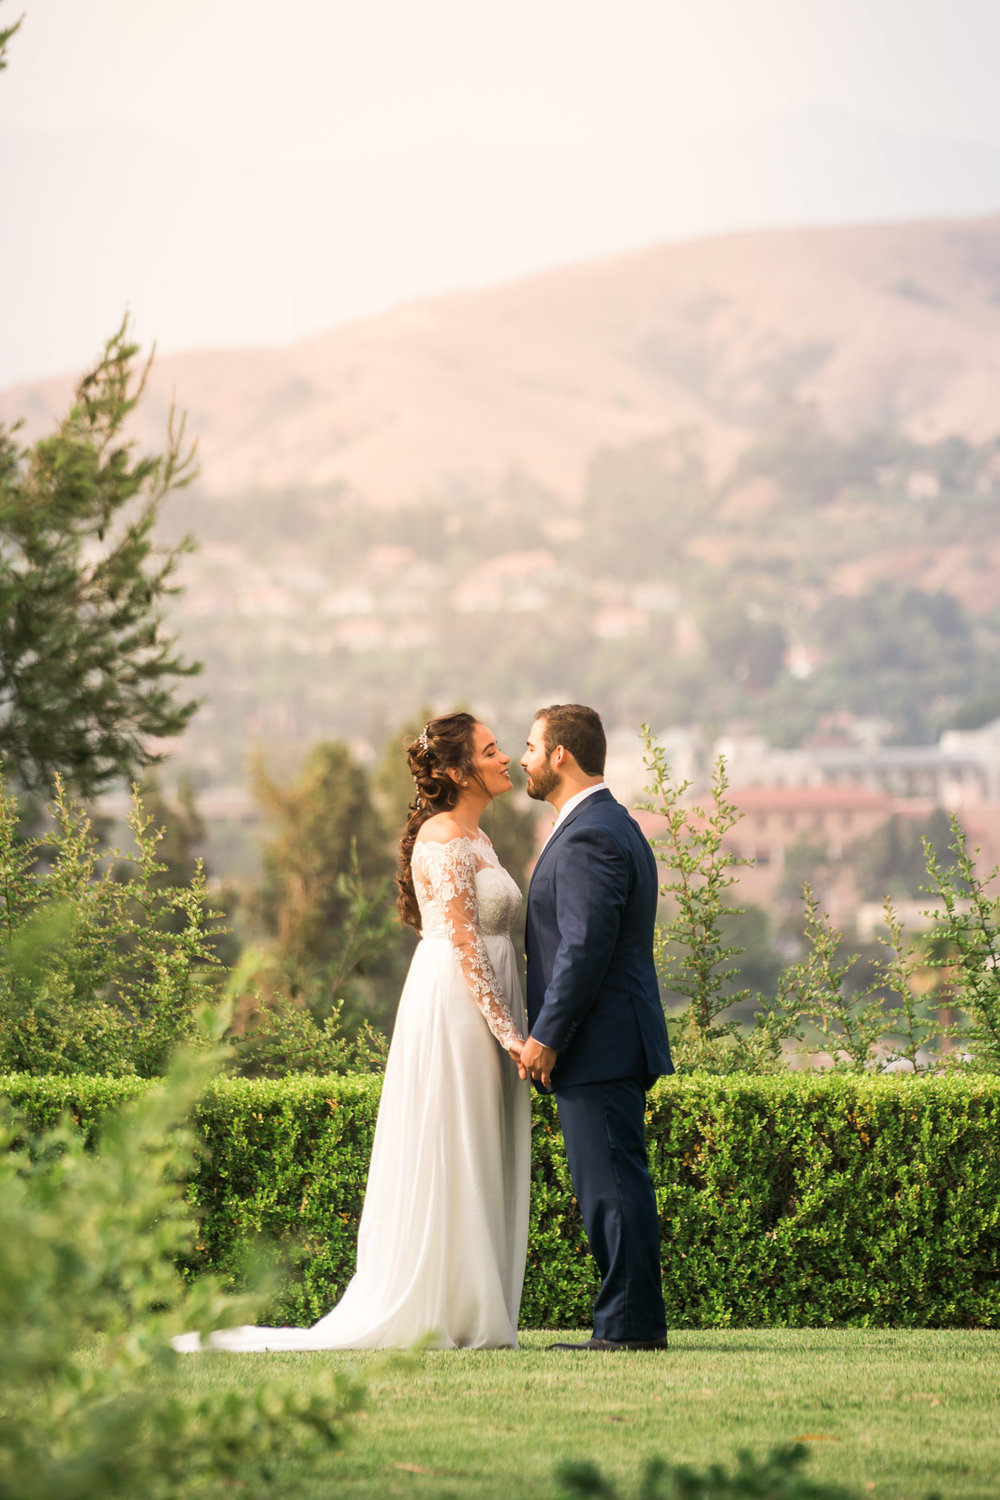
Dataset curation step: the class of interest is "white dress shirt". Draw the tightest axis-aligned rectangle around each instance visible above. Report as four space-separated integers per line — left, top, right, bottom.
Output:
539 781 607 853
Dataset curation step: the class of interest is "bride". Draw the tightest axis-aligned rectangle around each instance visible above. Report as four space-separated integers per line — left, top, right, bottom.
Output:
173 712 531 1351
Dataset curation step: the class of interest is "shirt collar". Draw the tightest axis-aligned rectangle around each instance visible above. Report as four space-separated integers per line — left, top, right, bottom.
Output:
552 781 606 831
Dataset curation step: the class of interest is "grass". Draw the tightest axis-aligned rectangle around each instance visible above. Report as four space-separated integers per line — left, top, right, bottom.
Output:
174 1327 1000 1498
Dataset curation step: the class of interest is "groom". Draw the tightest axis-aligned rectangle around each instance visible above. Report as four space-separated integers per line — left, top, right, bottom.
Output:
519 704 672 1352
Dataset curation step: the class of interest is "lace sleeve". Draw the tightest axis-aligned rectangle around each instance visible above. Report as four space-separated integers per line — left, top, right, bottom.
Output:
418 838 524 1052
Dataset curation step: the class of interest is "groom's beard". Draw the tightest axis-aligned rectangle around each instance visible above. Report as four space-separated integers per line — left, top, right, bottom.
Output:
525 764 561 803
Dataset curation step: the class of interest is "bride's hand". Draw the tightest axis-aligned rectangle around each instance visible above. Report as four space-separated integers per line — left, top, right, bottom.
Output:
508 1042 528 1081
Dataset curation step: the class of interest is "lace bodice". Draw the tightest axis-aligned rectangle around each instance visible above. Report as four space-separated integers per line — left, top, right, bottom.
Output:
411 833 523 1052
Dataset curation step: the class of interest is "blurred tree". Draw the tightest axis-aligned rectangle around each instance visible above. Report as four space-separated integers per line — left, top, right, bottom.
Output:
817 586 972 679
0 322 202 799
810 585 975 741
0 9 20 71
481 791 539 890
251 741 392 993
849 807 956 902
731 407 905 507
777 835 835 915
719 901 785 1006
372 705 433 836
577 432 708 577
941 690 1000 733
701 603 787 691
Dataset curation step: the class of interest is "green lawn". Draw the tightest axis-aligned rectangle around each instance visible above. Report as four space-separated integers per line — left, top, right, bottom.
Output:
175 1328 1000 1498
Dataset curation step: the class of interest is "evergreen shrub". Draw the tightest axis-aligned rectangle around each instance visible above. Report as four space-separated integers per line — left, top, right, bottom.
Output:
3 1072 997 1329
0 1051 362 1500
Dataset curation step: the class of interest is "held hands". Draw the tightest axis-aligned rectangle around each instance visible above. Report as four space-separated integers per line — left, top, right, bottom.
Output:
517 1035 557 1089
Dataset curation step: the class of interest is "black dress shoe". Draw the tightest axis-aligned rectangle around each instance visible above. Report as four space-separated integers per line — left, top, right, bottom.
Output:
547 1336 669 1352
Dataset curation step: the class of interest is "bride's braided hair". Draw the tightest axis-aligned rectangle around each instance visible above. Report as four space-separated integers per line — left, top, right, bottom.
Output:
397 711 482 933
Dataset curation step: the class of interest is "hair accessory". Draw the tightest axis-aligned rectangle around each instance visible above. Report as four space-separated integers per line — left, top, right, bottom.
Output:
416 727 429 751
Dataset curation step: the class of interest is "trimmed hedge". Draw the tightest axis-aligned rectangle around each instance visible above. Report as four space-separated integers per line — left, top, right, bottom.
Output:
3 1072 999 1328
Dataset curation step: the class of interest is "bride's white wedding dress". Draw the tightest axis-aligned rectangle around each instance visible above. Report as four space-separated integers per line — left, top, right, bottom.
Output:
173 831 530 1352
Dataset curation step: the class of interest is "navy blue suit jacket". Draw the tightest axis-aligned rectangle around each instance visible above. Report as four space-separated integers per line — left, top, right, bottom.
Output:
525 787 673 1089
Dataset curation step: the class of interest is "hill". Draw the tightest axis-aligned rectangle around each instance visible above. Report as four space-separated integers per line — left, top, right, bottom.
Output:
4 215 1000 506
3 216 1000 781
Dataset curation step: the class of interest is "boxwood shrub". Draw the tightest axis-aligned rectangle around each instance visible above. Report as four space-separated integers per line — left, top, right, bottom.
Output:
3 1072 998 1328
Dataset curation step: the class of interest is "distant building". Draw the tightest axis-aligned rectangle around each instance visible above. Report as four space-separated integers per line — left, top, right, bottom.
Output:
712 719 1000 806
632 783 920 921
722 784 899 867
629 772 1000 932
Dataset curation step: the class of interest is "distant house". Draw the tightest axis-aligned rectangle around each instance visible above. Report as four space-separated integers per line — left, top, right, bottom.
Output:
716 720 1000 806
630 778 1000 931
450 550 562 614
723 784 898 865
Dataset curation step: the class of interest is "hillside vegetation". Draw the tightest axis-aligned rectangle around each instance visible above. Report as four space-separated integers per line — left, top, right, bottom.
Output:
4 216 1000 774
161 414 1000 779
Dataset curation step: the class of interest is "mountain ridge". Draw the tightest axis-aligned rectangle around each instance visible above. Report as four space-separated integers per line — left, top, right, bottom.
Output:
3 214 1000 510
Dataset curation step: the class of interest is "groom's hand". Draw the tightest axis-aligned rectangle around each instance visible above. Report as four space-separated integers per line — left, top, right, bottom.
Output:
520 1035 557 1090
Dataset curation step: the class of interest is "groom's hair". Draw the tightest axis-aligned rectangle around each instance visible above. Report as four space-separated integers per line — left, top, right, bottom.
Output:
535 703 606 776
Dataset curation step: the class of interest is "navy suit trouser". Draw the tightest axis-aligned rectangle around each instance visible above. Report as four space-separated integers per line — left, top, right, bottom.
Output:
554 1077 666 1341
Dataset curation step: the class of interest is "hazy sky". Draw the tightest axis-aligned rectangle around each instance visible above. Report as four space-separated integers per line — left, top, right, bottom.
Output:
2 0 1000 386
6 0 1000 158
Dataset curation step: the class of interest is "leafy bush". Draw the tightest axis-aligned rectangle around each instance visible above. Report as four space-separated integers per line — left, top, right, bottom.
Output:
0 1045 363 1500
642 734 751 1030
557 1442 891 1499
774 887 889 1071
641 730 1000 1076
0 1070 383 1326
225 853 393 1078
0 773 226 1075
922 819 1000 1071
646 1074 1000 1331
778 817 1000 1074
182 1073 383 1323
641 731 802 1074
0 769 392 1079
4 1072 998 1331
525 1074 1000 1329
227 993 388 1079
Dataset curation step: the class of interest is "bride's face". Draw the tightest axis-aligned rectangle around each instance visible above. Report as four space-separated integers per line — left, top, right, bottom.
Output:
469 723 513 800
